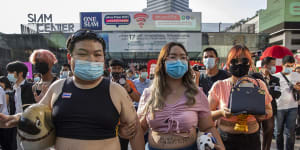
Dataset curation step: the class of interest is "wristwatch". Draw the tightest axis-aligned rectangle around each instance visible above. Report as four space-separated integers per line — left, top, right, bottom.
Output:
128 88 133 94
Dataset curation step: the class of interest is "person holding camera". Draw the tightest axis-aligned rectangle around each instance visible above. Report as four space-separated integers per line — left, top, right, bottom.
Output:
198 47 230 96
109 59 141 150
109 59 140 103
273 55 300 150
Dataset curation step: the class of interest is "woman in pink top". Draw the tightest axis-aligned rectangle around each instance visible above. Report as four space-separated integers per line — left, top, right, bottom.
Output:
137 42 225 150
208 45 273 150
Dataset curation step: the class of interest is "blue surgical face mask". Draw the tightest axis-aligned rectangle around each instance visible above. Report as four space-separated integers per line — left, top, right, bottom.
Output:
34 77 40 83
283 67 293 74
203 58 216 69
60 71 69 79
140 72 148 79
74 60 104 81
165 60 188 79
7 73 17 83
270 66 276 74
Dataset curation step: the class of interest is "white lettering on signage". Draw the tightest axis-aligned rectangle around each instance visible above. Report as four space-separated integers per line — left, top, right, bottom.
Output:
28 14 53 23
83 17 99 27
36 23 75 33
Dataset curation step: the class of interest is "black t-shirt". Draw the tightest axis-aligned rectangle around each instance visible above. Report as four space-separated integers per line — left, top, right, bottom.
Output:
199 69 230 96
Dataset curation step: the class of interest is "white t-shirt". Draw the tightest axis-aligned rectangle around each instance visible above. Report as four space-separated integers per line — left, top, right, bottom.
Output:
13 80 25 113
273 72 300 110
0 87 8 115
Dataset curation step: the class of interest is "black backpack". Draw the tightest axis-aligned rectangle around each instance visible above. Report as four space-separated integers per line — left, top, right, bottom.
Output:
6 91 16 115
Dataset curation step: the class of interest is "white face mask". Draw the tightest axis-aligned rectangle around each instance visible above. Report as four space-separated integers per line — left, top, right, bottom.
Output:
203 58 216 69
283 67 293 74
34 77 40 83
60 71 69 79
270 66 276 74
140 72 148 79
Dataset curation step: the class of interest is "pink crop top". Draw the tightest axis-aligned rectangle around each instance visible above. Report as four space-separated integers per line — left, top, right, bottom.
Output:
137 88 211 134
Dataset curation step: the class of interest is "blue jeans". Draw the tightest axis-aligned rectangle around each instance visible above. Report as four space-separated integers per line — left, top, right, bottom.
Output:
145 142 197 150
275 108 298 150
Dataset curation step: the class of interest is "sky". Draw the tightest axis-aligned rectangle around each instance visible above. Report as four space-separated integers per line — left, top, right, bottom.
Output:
0 0 267 34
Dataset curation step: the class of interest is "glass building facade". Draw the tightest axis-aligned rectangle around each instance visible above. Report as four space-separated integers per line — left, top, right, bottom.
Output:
0 32 269 76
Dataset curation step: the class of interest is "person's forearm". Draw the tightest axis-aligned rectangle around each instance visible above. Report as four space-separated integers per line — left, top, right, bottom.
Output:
204 126 225 149
129 122 145 150
256 107 273 121
211 110 223 121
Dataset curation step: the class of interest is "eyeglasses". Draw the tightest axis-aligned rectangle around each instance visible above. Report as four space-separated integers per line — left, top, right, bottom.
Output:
166 54 188 61
230 58 249 65
67 29 105 49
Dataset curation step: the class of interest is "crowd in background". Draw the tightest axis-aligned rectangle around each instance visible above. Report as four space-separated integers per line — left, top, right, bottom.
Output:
0 29 299 150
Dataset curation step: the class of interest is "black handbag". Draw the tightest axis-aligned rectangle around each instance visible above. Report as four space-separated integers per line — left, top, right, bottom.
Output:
228 78 266 115
280 73 300 101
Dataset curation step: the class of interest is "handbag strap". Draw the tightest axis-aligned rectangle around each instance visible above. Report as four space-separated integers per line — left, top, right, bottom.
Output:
280 72 292 86
234 77 261 89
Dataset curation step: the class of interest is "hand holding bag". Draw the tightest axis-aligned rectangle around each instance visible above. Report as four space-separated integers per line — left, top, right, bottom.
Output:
228 78 266 132
229 78 266 115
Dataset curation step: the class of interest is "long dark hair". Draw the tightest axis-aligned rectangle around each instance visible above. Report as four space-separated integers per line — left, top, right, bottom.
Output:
0 76 12 90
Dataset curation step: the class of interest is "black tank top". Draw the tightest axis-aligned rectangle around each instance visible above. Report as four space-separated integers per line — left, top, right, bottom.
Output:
52 78 120 140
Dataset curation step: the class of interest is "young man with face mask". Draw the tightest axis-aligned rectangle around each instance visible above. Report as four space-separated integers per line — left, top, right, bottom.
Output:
133 66 150 107
273 55 300 150
109 59 140 103
126 69 136 81
199 47 230 96
259 57 281 150
133 66 150 94
60 64 72 79
0 29 145 150
33 73 41 84
6 61 35 112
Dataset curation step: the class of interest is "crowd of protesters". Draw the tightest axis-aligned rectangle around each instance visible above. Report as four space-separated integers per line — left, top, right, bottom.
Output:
0 29 299 150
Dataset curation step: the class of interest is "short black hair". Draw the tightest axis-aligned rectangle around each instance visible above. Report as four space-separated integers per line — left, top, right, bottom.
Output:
126 69 133 74
203 47 218 58
66 29 106 54
6 61 28 79
138 65 148 71
282 55 295 65
33 73 42 78
261 57 276 66
0 76 12 90
109 59 124 68
62 64 71 70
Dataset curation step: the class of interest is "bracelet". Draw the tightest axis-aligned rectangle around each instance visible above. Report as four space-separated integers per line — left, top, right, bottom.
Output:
128 88 133 94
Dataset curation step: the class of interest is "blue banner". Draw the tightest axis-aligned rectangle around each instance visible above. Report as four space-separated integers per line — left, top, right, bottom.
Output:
80 12 102 30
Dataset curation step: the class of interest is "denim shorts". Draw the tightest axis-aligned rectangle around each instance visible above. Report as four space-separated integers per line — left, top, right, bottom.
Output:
146 142 197 150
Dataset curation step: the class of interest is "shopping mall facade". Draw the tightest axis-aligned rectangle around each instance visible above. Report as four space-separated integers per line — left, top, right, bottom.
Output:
0 11 269 76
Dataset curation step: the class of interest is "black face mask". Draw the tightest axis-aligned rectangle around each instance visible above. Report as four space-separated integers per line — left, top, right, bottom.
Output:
35 62 49 75
229 64 250 77
111 72 121 80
